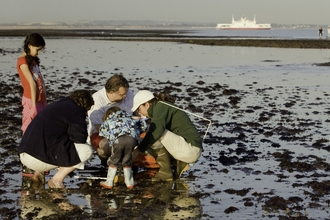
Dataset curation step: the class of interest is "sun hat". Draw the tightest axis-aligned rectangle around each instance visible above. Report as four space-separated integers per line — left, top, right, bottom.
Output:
131 90 154 112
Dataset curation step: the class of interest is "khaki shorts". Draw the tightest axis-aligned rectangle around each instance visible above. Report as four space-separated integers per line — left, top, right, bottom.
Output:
158 130 202 164
20 143 92 172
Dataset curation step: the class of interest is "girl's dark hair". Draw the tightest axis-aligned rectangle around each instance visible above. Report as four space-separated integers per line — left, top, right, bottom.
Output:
23 33 46 70
102 106 121 121
69 90 94 112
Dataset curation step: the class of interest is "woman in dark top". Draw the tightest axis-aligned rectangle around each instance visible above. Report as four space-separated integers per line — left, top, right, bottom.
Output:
18 89 94 188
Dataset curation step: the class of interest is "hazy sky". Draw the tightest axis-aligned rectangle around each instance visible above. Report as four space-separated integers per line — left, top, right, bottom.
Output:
1 0 330 25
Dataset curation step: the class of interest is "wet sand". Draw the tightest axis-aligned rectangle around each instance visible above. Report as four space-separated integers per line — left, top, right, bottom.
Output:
1 31 330 219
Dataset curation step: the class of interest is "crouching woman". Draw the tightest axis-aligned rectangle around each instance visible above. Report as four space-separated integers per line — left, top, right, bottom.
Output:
131 90 203 181
18 90 94 188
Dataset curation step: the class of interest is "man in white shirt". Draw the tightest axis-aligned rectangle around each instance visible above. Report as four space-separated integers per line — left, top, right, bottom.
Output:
88 74 134 164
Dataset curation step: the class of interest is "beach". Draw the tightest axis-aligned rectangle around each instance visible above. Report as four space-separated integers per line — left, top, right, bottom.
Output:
1 30 330 219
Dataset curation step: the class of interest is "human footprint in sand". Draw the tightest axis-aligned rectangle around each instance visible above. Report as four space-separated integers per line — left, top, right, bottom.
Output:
131 90 203 181
98 106 147 189
18 90 94 188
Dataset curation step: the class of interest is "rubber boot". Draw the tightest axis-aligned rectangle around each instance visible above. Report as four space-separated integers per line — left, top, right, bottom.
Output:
123 166 134 189
100 166 117 189
176 160 189 179
151 147 173 181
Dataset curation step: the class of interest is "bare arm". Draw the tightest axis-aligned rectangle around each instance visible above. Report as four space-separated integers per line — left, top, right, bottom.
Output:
20 64 37 107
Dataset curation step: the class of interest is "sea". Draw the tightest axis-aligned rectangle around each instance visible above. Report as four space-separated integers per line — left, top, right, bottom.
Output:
159 27 329 39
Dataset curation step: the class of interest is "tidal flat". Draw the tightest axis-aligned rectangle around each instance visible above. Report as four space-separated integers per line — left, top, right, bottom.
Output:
1 31 330 219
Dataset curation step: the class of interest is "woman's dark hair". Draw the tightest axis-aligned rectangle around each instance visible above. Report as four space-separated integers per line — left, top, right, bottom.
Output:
105 74 129 93
146 92 175 105
23 33 46 70
69 90 94 111
154 92 175 103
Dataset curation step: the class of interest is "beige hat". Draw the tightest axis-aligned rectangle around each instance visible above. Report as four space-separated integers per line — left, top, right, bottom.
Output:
131 90 155 112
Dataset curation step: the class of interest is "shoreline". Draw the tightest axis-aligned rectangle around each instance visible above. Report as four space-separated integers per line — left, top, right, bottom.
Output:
1 28 330 49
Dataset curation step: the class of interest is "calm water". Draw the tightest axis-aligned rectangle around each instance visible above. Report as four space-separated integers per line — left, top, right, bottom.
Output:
168 28 330 39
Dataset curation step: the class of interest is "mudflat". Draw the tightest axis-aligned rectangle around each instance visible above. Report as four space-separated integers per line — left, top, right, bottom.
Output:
1 28 330 48
1 33 330 219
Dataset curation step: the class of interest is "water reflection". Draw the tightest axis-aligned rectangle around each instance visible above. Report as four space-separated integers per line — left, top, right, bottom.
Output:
20 177 76 219
88 180 202 219
20 175 202 219
163 181 202 219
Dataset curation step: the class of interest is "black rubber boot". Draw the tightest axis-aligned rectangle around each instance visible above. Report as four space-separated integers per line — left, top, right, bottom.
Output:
151 147 173 181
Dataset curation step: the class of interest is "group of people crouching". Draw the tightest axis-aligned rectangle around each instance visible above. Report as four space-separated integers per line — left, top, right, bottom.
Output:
18 74 203 189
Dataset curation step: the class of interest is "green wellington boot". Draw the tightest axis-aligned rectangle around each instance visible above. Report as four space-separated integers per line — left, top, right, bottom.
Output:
151 147 173 182
175 160 189 179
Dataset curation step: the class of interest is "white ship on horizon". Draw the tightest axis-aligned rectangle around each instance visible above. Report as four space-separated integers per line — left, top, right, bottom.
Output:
216 15 271 30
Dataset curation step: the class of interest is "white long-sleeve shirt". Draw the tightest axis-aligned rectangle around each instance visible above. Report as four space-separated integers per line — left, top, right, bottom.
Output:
87 87 134 140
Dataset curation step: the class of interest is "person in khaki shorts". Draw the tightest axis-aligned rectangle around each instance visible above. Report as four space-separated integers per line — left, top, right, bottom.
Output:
131 90 203 181
18 90 94 188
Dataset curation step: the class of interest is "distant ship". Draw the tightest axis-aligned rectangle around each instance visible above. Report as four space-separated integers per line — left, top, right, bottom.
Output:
216 15 271 30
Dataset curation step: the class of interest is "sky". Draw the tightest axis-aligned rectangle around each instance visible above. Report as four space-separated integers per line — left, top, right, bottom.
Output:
1 0 330 25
